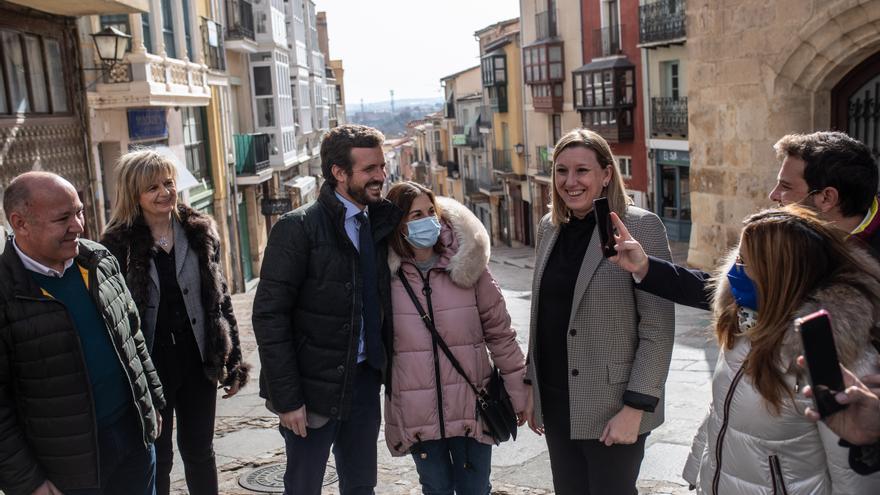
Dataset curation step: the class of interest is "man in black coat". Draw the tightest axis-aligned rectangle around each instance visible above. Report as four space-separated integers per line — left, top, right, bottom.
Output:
0 172 164 495
253 124 402 495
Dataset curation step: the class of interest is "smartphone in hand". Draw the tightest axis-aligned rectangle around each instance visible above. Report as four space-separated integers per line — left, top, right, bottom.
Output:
795 309 848 418
593 197 617 258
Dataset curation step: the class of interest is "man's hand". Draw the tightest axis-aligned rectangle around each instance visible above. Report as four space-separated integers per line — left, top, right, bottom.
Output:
599 405 643 446
157 411 163 438
608 212 650 280
31 480 62 495
279 405 308 438
798 356 880 445
524 386 544 436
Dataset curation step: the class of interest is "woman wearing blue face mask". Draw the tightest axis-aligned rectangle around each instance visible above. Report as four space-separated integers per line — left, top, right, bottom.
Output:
383 181 528 494
682 206 880 494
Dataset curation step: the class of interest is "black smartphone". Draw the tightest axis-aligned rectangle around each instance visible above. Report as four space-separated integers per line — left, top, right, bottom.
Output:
795 309 848 418
593 197 617 257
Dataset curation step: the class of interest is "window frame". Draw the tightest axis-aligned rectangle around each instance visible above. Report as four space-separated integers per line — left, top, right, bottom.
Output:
0 29 72 117
523 41 564 85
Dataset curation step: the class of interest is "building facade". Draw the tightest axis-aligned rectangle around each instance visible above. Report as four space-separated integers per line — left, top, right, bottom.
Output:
519 0 584 234
638 0 689 241
687 0 880 267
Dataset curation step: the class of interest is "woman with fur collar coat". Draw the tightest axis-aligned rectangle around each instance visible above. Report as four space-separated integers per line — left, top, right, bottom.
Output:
101 150 249 495
384 182 527 494
682 207 880 494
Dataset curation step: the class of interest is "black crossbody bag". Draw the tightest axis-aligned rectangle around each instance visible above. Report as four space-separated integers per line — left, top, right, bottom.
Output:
397 268 517 445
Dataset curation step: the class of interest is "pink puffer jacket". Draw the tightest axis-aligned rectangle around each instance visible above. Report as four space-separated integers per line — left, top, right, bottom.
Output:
384 197 528 456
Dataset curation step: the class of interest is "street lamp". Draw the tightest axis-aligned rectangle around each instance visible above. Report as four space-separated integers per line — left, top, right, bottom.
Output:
514 143 525 155
91 26 131 66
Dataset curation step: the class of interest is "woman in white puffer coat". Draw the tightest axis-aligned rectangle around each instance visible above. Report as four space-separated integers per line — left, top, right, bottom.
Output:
683 207 880 494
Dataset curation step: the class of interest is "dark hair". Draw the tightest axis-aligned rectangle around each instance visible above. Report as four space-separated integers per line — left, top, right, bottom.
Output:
320 124 385 186
386 181 443 259
774 132 878 217
3 176 31 222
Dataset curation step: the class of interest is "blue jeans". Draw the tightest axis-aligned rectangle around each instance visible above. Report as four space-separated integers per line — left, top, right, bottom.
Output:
279 363 381 495
66 410 156 495
411 437 492 495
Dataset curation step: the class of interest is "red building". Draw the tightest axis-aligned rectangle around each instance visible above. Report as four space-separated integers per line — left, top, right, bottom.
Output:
575 0 648 207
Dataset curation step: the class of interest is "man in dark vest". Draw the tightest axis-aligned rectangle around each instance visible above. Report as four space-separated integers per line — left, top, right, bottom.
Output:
253 124 402 495
0 172 164 495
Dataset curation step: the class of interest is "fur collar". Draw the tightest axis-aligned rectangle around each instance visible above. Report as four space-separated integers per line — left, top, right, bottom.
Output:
388 196 490 289
713 245 880 370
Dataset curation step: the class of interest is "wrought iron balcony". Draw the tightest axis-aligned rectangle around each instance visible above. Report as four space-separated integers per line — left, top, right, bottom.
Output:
651 97 688 137
535 9 557 40
226 0 255 42
201 18 226 71
535 145 553 176
493 149 513 173
593 24 624 58
234 133 271 175
639 0 686 46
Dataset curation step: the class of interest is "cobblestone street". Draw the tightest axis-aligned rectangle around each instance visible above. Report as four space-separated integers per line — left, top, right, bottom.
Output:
171 243 712 494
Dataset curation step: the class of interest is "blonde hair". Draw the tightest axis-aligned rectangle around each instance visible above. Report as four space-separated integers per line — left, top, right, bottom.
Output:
105 149 178 230
549 128 632 226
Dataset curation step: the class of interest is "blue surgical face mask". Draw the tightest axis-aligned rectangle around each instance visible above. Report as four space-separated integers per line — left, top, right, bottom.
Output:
727 262 758 311
404 216 441 249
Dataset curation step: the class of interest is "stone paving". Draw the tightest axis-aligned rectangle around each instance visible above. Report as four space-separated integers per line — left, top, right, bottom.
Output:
170 242 713 494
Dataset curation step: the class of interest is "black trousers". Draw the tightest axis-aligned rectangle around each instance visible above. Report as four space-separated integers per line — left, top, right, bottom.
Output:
541 383 648 495
153 330 218 495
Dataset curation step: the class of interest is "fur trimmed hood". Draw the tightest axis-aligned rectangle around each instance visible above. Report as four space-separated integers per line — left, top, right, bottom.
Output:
388 196 490 289
712 245 880 371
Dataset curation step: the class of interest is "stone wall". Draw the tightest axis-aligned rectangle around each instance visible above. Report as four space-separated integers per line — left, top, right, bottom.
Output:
686 0 880 268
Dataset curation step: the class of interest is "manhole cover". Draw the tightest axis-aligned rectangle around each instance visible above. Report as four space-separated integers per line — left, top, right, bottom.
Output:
239 462 338 493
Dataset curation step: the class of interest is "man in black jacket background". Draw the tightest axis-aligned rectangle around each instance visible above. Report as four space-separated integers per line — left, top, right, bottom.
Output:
0 172 164 495
253 124 402 495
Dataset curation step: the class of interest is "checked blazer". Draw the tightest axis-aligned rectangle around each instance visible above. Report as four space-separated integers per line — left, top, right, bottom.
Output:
526 205 675 439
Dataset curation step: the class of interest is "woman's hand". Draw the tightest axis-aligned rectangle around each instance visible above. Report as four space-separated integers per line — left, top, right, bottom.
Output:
600 405 643 446
222 381 241 399
608 212 650 280
524 385 544 436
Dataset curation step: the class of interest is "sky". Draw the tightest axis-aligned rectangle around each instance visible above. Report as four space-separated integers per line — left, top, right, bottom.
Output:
315 0 520 106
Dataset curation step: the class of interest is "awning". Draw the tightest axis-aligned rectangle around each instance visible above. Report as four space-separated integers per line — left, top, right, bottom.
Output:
7 0 148 15
151 146 199 191
283 175 317 198
572 57 635 73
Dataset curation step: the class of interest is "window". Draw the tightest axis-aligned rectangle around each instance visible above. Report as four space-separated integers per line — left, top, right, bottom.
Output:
663 60 680 99
552 114 562 145
481 54 507 86
161 0 176 58
142 13 153 53
617 156 632 178
253 66 275 127
182 107 210 186
0 31 70 116
23 36 48 113
182 0 193 60
573 68 635 109
523 42 564 84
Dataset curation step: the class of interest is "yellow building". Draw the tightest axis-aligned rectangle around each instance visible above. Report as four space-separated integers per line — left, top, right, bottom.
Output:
476 18 530 246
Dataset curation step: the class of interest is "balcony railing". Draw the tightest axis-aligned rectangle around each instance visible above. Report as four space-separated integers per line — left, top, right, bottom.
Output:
234 133 271 175
593 24 624 58
201 18 226 71
92 52 210 108
535 9 557 40
478 106 493 129
536 145 553 175
639 0 686 45
651 97 688 137
452 125 480 148
493 149 512 173
226 0 255 41
463 177 479 195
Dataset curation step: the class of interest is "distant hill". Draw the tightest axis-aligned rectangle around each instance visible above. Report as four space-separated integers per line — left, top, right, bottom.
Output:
346 97 444 114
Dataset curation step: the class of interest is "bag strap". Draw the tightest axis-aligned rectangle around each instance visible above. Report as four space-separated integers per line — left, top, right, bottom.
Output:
397 267 483 398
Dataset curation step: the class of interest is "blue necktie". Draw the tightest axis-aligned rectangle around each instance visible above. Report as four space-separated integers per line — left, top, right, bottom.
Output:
356 212 384 370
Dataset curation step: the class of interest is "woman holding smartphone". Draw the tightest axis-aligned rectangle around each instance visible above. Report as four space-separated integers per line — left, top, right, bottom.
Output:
524 129 674 494
681 207 880 493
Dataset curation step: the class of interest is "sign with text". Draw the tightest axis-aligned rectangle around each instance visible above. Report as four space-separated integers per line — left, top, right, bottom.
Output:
128 108 168 141
261 197 293 216
656 149 690 167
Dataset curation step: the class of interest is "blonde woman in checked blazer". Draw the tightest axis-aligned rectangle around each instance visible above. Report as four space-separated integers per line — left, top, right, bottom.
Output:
524 129 675 494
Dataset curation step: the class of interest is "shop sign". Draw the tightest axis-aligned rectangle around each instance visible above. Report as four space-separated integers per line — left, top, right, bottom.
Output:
656 149 690 167
452 134 466 146
261 197 293 216
128 108 168 141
